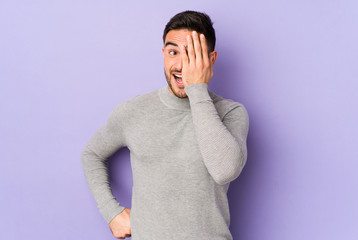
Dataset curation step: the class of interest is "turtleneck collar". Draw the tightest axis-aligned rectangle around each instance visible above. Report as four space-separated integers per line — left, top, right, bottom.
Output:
158 85 191 111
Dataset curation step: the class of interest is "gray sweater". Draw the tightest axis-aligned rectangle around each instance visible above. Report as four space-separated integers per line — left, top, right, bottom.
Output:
81 83 249 240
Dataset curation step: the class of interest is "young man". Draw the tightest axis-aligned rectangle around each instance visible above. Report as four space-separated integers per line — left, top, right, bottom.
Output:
81 10 249 240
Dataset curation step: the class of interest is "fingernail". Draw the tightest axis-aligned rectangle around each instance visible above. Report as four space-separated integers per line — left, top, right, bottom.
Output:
187 35 191 40
192 31 197 36
200 34 205 39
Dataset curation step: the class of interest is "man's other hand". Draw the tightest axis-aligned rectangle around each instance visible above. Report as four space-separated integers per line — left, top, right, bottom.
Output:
108 208 131 239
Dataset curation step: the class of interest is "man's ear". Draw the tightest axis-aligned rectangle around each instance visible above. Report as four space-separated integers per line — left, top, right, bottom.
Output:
210 51 218 65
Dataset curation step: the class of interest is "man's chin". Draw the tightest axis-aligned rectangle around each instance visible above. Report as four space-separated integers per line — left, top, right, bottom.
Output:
174 90 188 98
172 86 188 98
172 83 188 98
167 82 187 98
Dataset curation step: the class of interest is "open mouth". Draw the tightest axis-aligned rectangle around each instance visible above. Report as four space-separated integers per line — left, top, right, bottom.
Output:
173 73 184 87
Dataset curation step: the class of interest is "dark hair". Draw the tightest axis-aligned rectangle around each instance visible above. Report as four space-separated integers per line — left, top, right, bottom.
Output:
163 10 216 52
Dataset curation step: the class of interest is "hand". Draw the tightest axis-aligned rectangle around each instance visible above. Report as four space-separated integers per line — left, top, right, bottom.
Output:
180 31 217 87
108 208 131 239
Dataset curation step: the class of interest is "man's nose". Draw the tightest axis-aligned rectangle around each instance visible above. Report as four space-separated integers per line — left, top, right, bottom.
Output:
174 58 182 70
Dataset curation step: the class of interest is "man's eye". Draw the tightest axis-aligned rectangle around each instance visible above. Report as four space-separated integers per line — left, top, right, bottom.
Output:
169 50 177 56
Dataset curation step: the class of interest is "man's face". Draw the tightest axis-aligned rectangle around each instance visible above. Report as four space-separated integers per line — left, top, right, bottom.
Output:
162 29 192 98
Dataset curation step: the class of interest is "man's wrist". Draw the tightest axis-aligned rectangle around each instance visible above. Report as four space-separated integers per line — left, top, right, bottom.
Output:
185 83 212 104
100 201 126 224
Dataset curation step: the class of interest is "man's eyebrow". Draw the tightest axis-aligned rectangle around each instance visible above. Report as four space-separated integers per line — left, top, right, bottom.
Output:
164 42 178 47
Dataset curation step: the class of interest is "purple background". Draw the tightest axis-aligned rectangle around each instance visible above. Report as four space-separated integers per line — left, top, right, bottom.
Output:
1 0 357 239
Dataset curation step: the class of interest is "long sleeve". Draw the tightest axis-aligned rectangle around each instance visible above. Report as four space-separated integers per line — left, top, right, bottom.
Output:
81 102 128 223
185 83 249 185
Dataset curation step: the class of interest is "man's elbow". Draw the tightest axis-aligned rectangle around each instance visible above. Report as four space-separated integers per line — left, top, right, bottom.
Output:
80 144 98 169
211 154 247 185
81 145 90 165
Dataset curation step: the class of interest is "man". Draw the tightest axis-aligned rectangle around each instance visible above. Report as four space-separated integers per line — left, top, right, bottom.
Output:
81 10 249 240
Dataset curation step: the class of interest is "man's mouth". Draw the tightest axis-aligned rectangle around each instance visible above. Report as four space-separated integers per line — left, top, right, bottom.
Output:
173 73 184 87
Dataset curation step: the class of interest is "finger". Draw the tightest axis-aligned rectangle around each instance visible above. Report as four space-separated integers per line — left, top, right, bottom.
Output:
186 34 195 65
192 31 203 67
180 44 188 68
200 34 210 67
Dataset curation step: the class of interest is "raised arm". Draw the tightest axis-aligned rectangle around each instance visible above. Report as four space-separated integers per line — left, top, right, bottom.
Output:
180 31 249 185
186 84 249 185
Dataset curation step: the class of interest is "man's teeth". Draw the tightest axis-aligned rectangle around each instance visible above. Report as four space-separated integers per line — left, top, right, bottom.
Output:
174 74 182 78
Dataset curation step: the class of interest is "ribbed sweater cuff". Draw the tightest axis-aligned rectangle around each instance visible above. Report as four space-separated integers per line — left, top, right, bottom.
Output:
185 83 211 104
99 200 125 223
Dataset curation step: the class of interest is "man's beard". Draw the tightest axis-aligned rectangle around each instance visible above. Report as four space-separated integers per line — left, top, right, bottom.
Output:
164 69 187 98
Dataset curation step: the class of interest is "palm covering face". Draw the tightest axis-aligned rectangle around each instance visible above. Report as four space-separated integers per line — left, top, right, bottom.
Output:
180 31 215 87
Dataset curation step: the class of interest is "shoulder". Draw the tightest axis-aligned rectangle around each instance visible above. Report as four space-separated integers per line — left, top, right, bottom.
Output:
124 88 160 108
208 90 248 121
113 88 159 111
109 88 161 120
